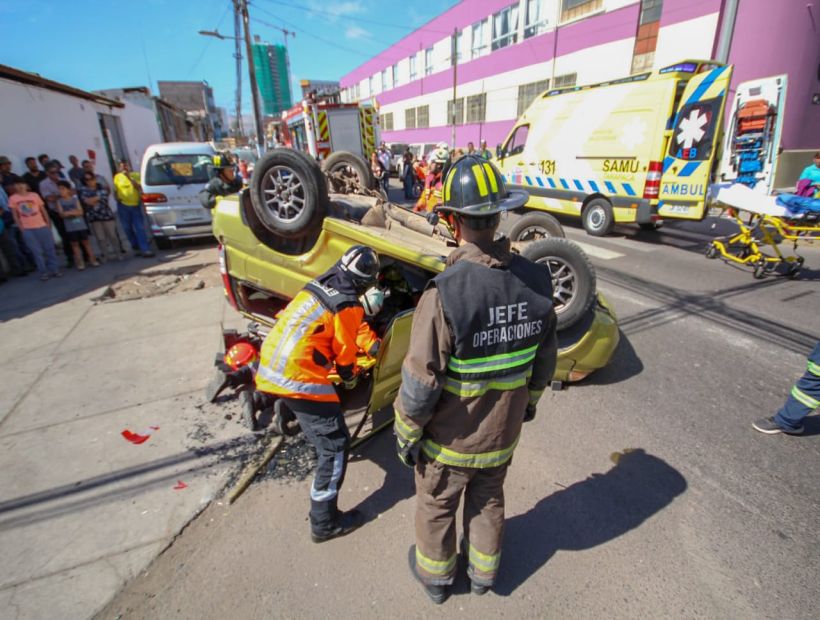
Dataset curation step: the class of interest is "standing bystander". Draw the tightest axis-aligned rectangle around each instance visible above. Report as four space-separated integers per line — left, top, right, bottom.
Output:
67 155 85 188
7 180 61 280
0 156 22 188
22 157 46 195
56 181 98 270
113 160 154 258
79 173 120 262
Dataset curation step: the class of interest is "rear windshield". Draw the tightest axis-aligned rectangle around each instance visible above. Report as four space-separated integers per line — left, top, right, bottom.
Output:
145 154 214 186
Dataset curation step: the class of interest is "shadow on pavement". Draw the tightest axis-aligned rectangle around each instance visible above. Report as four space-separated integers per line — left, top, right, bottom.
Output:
0 239 216 321
495 448 687 596
583 330 643 386
348 430 415 523
598 265 817 355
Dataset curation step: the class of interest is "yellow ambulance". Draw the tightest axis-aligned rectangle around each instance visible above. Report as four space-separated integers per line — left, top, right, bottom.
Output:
495 60 734 236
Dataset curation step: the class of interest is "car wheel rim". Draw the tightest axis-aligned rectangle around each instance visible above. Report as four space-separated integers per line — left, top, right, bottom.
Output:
536 256 575 313
518 225 550 241
261 165 306 223
587 206 604 231
329 163 364 186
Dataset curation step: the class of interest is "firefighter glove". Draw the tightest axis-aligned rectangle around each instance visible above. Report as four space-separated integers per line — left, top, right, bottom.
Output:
342 374 360 390
396 438 420 468
425 211 440 226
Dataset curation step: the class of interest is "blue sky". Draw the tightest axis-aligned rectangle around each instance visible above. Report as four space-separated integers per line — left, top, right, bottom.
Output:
0 0 458 114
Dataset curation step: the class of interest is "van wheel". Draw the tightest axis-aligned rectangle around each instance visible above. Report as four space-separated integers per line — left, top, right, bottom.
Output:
322 151 375 192
582 199 614 236
250 148 328 238
509 212 565 241
520 238 596 330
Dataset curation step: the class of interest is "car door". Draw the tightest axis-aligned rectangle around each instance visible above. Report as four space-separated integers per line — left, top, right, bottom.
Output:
368 309 414 415
658 65 734 219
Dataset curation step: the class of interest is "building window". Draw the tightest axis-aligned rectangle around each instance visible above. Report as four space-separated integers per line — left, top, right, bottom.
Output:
416 105 429 128
405 108 416 129
525 0 551 38
381 69 388 91
471 18 489 60
517 79 550 116
447 98 465 125
368 76 374 96
466 94 487 123
392 64 399 87
381 112 394 131
424 48 433 76
553 72 577 88
631 0 662 74
492 4 520 50
561 0 602 23
409 54 417 81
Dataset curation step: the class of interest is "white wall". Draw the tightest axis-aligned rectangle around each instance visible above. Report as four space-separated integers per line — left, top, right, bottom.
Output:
0 77 116 182
654 13 720 68
117 102 163 170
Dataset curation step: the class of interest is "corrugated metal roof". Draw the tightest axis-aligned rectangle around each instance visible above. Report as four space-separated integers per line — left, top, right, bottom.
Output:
0 64 124 108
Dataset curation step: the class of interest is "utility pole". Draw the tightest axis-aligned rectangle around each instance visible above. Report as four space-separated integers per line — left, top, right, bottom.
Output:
239 0 265 155
451 27 458 149
233 0 243 136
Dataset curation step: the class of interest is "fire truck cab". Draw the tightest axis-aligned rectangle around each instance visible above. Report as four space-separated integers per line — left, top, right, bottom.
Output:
278 99 380 162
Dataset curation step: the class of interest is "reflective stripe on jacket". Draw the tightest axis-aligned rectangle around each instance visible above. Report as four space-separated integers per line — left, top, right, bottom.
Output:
255 276 364 402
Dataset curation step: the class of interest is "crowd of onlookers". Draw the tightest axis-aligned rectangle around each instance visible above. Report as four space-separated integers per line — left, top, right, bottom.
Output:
0 153 154 283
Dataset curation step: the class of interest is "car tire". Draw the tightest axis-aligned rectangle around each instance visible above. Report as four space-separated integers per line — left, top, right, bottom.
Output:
582 198 614 237
520 238 597 331
509 211 565 241
322 151 375 191
250 148 328 238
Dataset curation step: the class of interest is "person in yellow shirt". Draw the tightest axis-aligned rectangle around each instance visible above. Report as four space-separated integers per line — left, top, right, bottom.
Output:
113 160 154 257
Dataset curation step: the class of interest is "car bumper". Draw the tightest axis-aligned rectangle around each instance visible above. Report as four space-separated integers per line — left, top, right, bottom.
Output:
146 205 213 239
554 293 619 382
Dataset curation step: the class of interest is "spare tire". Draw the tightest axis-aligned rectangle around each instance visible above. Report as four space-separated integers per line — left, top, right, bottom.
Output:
250 148 328 238
322 151 375 191
509 211 565 241
520 238 596 330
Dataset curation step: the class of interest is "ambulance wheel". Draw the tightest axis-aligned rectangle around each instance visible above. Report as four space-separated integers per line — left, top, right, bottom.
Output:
251 148 328 238
705 244 718 259
582 199 614 237
322 151 375 191
509 212 565 241
520 238 596 331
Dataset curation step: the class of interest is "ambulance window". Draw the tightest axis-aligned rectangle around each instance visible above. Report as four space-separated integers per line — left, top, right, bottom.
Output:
668 98 720 161
505 124 530 156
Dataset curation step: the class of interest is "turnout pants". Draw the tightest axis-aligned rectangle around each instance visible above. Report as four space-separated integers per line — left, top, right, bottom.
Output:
774 342 820 431
414 457 509 587
284 397 350 536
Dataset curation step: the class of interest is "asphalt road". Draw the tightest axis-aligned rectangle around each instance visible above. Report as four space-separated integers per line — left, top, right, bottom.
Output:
99 206 820 619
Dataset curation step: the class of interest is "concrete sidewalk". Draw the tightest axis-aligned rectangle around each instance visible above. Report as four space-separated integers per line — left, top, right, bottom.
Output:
0 247 251 619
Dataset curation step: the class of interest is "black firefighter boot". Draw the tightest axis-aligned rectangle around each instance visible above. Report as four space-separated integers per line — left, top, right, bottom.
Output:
310 497 364 543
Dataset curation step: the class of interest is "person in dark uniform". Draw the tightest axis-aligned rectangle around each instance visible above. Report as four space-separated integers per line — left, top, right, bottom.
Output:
395 155 558 604
199 152 242 209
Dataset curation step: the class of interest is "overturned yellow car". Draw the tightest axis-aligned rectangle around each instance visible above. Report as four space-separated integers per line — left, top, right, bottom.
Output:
211 149 619 441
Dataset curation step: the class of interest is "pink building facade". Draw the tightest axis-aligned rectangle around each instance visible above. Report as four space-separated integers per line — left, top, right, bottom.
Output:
340 0 819 151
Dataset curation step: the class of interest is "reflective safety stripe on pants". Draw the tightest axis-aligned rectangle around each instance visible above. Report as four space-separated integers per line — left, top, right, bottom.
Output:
283 398 350 532
775 342 820 431
414 457 509 586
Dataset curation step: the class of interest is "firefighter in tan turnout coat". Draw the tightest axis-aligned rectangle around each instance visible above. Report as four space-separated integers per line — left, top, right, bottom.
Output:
394 155 558 603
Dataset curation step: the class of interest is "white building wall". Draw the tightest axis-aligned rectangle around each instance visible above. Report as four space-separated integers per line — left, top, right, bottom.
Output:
653 13 720 68
0 77 116 182
117 102 163 170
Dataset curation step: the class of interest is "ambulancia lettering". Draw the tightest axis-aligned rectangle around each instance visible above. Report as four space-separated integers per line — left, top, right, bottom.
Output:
662 183 704 196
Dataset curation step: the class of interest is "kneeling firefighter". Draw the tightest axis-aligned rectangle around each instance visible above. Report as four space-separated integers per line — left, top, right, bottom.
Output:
255 245 380 542
394 155 558 603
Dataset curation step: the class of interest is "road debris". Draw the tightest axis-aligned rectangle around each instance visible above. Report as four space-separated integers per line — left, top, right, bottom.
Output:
94 263 220 303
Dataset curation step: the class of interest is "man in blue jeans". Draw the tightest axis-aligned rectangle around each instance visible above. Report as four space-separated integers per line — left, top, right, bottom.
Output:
113 160 154 258
753 342 820 435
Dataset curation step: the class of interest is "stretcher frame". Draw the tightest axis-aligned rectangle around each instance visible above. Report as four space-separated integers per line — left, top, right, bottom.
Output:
706 207 817 279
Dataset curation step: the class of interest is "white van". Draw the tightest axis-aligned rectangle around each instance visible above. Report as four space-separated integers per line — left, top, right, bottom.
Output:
140 142 216 247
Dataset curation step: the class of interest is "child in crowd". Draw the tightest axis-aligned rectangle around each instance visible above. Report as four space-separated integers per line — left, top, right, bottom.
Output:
56 181 98 270
79 172 120 261
8 180 61 280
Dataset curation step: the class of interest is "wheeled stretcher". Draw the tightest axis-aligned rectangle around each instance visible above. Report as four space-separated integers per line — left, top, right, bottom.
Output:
707 183 819 279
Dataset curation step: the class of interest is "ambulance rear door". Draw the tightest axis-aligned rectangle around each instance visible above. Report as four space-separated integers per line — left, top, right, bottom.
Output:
658 64 733 219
